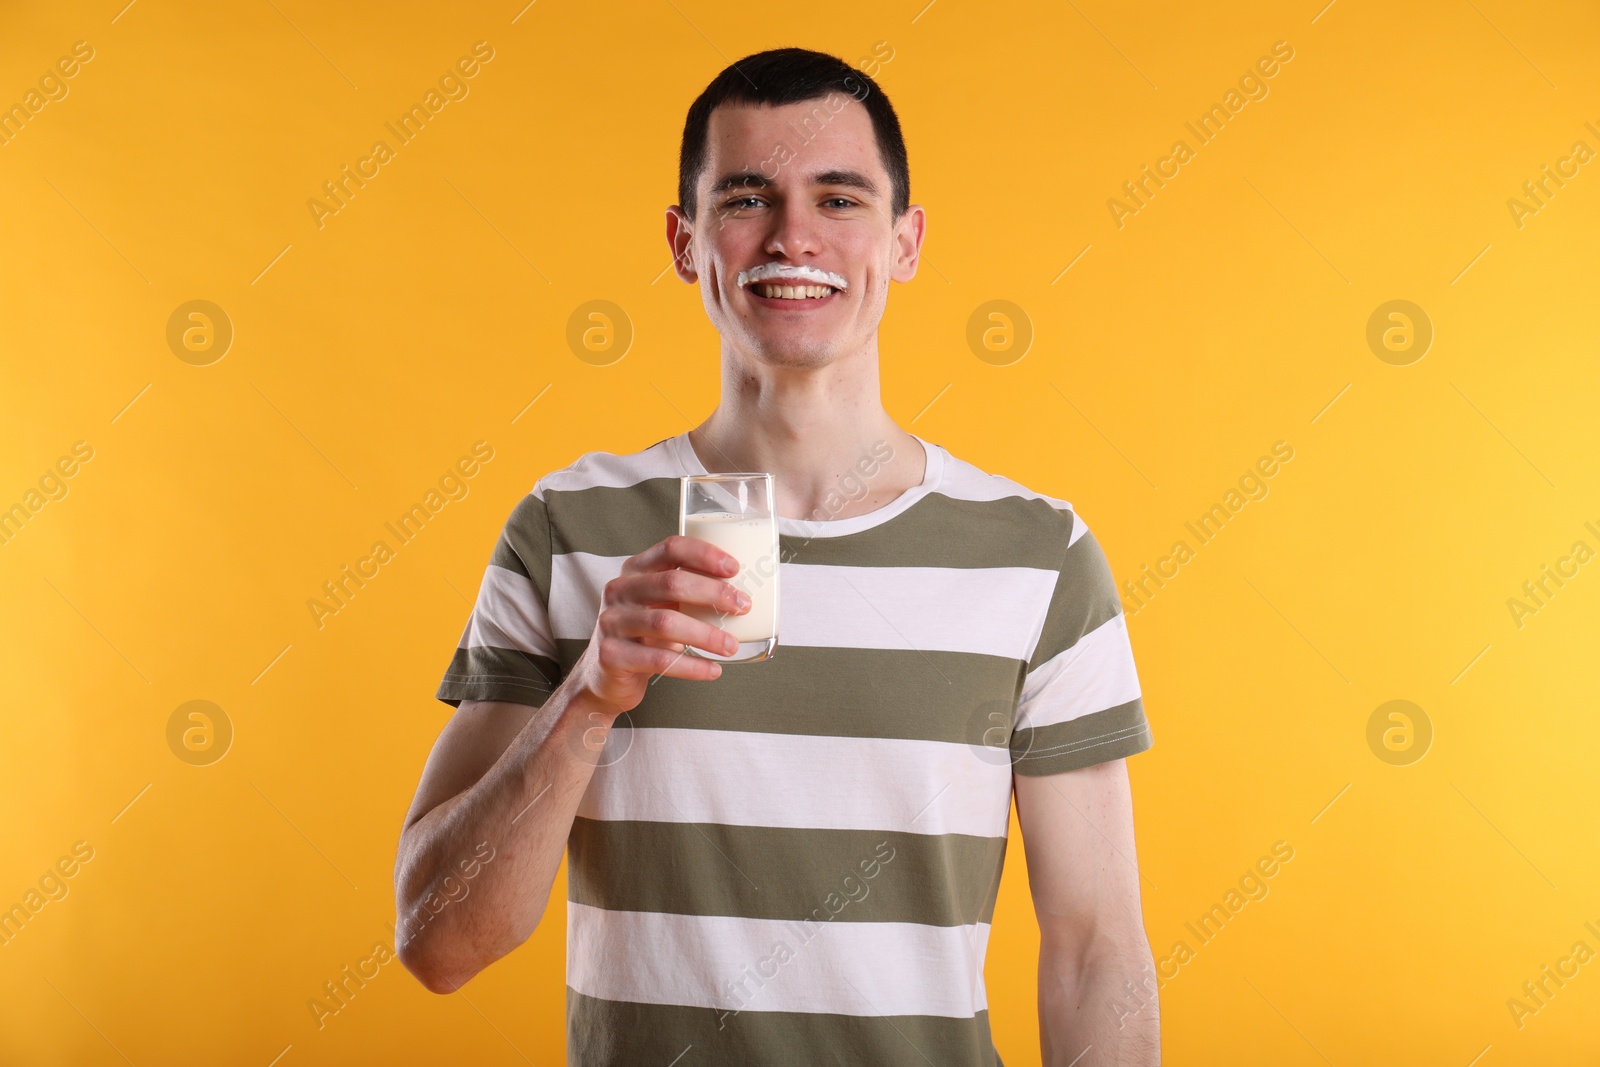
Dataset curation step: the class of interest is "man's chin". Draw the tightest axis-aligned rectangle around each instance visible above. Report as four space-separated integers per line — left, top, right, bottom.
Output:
744 340 840 368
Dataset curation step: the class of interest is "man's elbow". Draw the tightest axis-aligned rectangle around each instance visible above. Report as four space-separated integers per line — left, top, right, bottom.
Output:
398 939 474 995
411 967 466 997
394 928 446 994
395 921 484 995
394 910 541 995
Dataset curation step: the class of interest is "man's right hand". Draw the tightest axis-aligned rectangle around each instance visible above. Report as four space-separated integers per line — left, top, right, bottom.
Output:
566 533 751 717
395 534 749 991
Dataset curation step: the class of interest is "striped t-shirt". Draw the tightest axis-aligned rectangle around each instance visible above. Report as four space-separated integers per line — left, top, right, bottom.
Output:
436 431 1153 1066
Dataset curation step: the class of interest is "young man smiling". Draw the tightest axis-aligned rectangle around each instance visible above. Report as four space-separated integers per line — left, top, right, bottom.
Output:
395 47 1159 1066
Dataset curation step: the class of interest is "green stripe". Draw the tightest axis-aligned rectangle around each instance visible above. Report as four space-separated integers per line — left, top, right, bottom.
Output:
552 640 1025 746
488 536 530 578
546 479 679 558
544 480 1075 570
568 820 1006 926
1011 699 1153 775
435 645 561 708
781 492 1069 569
498 492 552 602
1027 527 1124 672
567 990 1003 1066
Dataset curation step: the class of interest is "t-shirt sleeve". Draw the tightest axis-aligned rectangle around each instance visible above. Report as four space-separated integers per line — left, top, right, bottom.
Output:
1010 511 1153 775
435 483 564 709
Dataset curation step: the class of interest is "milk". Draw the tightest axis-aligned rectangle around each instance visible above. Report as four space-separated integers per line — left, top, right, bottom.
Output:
681 511 779 641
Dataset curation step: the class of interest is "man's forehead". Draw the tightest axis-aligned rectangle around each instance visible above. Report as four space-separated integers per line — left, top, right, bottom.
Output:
702 99 884 190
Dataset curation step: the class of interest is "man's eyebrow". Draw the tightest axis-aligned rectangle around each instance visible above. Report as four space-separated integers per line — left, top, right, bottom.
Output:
810 169 880 197
706 169 882 199
708 172 771 196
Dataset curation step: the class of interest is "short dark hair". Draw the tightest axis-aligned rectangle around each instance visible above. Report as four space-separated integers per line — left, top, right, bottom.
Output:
677 47 910 222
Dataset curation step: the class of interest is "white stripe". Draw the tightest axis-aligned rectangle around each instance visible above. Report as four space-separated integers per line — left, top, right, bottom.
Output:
782 564 1055 658
538 439 681 493
937 454 1076 513
547 551 615 641
568 902 990 1017
578 727 1012 837
550 554 1058 659
1018 613 1142 729
462 564 558 660
936 457 1088 545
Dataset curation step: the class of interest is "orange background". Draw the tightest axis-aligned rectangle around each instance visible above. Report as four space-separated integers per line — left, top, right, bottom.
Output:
2 0 1598 1063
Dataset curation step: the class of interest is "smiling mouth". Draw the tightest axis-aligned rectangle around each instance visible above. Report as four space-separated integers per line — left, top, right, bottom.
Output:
736 263 849 302
748 282 839 300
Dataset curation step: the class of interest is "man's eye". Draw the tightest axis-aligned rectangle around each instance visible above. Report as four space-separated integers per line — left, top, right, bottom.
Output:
726 196 765 209
824 197 857 208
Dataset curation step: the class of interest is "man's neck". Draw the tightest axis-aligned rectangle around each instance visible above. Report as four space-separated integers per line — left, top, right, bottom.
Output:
687 340 927 523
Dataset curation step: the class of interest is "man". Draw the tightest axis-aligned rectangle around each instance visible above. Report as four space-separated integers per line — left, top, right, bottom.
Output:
395 47 1159 1065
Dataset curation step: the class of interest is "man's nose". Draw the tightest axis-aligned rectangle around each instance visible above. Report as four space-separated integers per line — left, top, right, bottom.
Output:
764 203 822 260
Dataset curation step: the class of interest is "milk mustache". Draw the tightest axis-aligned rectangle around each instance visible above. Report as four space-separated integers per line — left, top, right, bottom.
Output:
681 512 778 640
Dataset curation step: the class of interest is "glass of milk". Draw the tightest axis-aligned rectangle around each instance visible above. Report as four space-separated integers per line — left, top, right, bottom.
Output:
679 473 779 663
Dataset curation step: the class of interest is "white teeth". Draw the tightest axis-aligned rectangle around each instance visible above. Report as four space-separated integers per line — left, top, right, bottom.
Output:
757 283 833 300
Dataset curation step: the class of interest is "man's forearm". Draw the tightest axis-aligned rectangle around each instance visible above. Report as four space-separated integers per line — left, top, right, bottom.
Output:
1039 931 1161 1066
394 680 618 993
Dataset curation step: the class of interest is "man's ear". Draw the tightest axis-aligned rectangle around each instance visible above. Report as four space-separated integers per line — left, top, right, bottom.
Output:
890 204 926 284
665 206 698 283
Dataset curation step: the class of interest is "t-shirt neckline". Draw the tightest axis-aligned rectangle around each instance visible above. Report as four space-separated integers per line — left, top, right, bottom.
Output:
668 431 944 539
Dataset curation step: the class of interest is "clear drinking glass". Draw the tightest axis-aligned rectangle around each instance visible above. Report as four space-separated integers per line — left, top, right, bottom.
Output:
679 473 779 663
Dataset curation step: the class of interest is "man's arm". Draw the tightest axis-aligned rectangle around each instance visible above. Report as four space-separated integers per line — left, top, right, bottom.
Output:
393 685 619 994
1015 758 1159 1066
394 534 749 994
